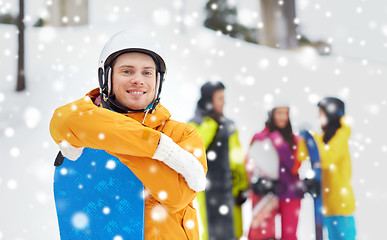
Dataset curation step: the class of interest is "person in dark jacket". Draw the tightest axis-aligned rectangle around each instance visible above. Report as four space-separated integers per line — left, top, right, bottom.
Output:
189 81 248 240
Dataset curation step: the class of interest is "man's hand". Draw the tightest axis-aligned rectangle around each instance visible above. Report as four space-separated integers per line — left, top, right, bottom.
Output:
251 178 279 195
58 141 84 161
152 133 206 192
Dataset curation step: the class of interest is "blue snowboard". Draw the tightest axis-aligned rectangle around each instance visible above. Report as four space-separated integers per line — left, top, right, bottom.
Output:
53 148 144 240
300 130 323 240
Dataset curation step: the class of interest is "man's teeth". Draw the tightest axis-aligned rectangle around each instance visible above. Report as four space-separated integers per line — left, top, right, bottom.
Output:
128 91 144 95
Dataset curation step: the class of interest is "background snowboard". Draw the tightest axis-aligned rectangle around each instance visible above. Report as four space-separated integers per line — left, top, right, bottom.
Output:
54 148 144 240
247 138 279 240
300 130 323 240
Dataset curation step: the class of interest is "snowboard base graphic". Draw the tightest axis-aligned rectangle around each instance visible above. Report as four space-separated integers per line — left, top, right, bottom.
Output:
54 148 144 240
301 130 323 240
248 139 279 240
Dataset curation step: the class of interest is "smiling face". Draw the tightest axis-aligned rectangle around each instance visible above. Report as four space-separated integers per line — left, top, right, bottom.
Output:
319 108 328 128
111 52 157 110
273 107 290 129
212 89 225 115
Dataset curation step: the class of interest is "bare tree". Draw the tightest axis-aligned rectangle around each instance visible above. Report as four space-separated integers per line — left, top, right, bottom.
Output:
16 0 25 91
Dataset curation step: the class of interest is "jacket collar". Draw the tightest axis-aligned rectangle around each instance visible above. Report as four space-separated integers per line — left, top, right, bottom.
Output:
87 88 171 129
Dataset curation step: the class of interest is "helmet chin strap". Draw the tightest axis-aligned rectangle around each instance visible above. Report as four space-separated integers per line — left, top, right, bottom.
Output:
106 95 146 113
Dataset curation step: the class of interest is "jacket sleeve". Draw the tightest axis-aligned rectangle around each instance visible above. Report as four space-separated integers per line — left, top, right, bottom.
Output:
51 97 207 213
188 116 218 150
50 96 161 158
314 116 351 169
116 125 207 213
296 138 309 163
229 130 249 197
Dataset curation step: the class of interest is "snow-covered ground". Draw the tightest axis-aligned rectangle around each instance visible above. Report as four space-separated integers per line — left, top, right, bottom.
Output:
0 0 386 239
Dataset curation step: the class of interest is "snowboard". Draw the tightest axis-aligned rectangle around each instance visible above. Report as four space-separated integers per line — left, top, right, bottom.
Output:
300 130 323 240
53 148 144 240
247 138 279 240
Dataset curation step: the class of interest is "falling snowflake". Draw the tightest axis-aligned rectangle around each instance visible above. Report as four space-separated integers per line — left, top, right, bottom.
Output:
158 191 168 200
10 147 20 158
237 9 256 26
151 205 168 222
7 179 17 190
35 191 49 204
71 212 89 229
193 148 203 158
258 58 270 69
278 57 288 67
60 168 68 175
38 27 57 43
102 206 111 215
219 205 229 215
263 94 274 104
24 107 41 128
245 75 255 86
207 151 217 161
378 27 387 41
106 160 116 170
153 9 171 26
98 133 105 140
185 219 195 229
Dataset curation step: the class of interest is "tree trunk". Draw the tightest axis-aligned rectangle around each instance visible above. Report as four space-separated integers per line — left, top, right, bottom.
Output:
16 0 25 91
259 0 298 49
46 0 88 26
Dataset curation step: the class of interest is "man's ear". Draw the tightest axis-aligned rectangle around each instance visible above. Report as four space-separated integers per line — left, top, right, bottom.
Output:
106 66 112 96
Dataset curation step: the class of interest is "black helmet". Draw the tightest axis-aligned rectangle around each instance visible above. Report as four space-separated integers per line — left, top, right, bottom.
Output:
318 97 345 121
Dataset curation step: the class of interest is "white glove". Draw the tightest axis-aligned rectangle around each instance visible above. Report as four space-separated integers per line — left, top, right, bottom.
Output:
152 133 206 192
58 141 84 161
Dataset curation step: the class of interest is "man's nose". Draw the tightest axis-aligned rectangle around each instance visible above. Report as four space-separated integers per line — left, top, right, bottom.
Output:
130 73 144 85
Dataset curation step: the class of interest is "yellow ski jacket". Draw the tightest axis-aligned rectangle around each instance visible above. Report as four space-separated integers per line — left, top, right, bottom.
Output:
50 88 207 240
298 116 356 216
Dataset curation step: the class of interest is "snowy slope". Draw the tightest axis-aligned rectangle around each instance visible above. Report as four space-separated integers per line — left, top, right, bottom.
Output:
1 0 387 239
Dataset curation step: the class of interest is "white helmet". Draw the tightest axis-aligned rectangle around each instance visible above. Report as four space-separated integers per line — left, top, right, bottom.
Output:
98 30 167 112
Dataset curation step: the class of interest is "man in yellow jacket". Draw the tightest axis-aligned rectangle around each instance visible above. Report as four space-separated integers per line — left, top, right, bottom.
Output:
189 81 248 240
50 31 207 240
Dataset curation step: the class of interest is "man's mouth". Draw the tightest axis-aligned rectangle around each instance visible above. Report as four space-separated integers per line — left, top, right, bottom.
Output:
127 90 146 95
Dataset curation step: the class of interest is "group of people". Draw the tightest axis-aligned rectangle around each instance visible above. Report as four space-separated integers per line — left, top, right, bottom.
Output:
192 81 357 240
49 31 356 240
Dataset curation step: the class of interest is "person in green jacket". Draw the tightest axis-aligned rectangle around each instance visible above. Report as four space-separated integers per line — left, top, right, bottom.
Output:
189 81 248 240
312 97 357 239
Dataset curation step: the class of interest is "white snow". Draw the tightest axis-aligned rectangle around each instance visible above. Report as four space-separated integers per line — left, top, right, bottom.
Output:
0 0 386 239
